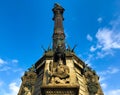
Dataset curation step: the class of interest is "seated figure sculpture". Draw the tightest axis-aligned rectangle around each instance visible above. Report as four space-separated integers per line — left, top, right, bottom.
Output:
49 59 70 84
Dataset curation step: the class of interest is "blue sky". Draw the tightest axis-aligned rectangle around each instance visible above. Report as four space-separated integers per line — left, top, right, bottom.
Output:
0 0 120 95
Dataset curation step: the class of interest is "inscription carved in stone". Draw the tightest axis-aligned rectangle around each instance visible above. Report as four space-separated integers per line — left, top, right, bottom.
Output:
43 88 78 95
45 90 74 95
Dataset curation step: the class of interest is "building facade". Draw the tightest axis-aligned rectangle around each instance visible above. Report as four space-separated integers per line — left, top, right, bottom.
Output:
18 3 104 95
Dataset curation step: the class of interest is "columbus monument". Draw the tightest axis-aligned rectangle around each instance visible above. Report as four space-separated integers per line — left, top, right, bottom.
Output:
18 3 104 95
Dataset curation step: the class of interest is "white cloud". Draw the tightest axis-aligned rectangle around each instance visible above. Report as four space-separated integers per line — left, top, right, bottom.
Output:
0 58 20 72
0 58 19 66
89 16 120 58
0 81 21 95
0 58 7 65
110 16 120 31
99 76 106 82
96 51 113 58
12 59 18 63
9 82 20 95
108 67 120 74
90 44 102 52
90 46 96 52
87 34 93 41
0 81 3 87
96 28 120 50
99 67 120 95
101 83 107 89
65 31 70 39
0 58 23 95
97 17 103 23
0 66 11 71
105 89 120 95
13 68 23 73
85 54 93 66
99 67 119 76
98 67 119 87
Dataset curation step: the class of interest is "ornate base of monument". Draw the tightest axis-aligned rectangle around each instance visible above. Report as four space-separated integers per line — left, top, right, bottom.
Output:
41 85 79 95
